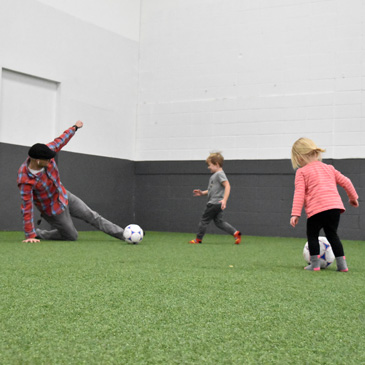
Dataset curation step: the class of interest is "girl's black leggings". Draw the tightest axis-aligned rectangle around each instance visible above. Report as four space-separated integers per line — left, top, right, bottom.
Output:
306 209 344 257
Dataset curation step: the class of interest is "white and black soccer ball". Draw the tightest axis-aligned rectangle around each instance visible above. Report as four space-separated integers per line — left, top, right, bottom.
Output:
123 224 144 244
303 236 335 269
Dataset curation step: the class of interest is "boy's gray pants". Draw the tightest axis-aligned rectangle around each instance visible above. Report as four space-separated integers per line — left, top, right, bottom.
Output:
197 203 236 240
36 191 124 241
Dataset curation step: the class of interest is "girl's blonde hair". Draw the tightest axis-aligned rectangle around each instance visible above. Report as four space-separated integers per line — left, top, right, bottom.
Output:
206 152 224 167
291 138 325 169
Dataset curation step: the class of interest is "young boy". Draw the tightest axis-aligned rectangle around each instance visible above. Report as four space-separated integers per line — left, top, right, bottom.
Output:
189 152 241 244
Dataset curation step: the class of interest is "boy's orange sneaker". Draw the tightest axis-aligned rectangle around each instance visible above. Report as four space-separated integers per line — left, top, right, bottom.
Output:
234 231 242 245
189 238 202 244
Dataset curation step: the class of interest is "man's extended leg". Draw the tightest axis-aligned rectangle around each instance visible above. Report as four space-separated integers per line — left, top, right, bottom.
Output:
67 191 124 240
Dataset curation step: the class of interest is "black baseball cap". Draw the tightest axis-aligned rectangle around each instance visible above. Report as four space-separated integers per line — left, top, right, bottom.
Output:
28 143 56 160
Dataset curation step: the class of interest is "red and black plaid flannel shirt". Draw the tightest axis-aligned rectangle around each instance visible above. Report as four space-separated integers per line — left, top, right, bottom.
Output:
17 127 76 239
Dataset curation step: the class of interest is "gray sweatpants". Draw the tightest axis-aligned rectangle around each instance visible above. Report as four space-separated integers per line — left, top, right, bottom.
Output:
197 203 237 240
36 191 124 241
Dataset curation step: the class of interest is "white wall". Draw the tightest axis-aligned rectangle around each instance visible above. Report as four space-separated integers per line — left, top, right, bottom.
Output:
36 0 141 41
136 0 365 161
1 0 364 162
0 0 139 160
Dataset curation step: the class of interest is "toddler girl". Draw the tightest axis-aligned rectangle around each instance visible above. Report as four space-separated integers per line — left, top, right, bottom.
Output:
290 138 359 271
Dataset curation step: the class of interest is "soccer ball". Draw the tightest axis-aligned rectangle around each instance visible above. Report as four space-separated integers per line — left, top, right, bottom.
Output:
123 224 144 244
303 236 335 269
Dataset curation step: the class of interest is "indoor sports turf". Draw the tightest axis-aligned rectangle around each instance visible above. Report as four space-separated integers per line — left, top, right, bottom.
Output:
1 231 364 364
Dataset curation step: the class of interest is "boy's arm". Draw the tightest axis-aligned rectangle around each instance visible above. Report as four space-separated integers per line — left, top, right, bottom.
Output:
220 180 230 210
193 189 208 196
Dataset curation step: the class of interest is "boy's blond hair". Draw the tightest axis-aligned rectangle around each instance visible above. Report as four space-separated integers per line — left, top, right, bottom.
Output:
206 152 224 167
291 138 325 169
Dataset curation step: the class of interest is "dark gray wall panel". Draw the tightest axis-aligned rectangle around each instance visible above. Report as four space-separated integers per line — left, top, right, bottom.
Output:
0 142 134 235
0 143 28 231
135 159 364 240
1 141 363 240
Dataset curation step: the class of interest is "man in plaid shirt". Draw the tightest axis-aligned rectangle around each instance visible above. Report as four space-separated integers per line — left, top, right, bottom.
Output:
17 121 124 243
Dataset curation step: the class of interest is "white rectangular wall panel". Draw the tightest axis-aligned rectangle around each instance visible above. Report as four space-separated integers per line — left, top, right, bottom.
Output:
0 69 59 146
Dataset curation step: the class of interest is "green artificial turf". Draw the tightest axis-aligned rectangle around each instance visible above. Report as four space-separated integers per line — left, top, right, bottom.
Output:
0 231 364 364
